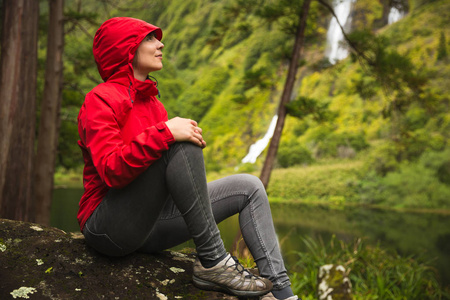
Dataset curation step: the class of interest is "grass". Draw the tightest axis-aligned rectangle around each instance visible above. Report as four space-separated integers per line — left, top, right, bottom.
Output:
53 166 83 188
266 156 450 213
267 159 363 204
287 235 449 300
227 231 450 299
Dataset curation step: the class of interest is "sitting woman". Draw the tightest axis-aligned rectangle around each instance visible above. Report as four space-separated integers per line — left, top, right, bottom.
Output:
77 17 298 300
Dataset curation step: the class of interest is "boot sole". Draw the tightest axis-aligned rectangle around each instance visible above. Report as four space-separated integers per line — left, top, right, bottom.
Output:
192 275 271 297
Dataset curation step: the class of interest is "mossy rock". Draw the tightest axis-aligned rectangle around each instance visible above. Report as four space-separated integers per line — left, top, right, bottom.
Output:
0 218 239 299
317 264 352 300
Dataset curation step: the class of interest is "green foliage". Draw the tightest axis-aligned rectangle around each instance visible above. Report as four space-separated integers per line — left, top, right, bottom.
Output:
382 163 450 208
286 96 332 122
267 141 450 211
437 31 448 60
343 25 449 164
255 0 314 36
289 236 448 299
349 29 427 95
206 0 260 50
53 166 83 188
421 149 450 185
302 125 369 158
349 69 378 99
277 140 313 168
47 0 449 211
410 0 443 11
364 141 400 176
236 163 258 174
172 66 230 121
267 160 362 203
352 0 383 30
243 68 271 90
359 147 450 208
58 117 83 169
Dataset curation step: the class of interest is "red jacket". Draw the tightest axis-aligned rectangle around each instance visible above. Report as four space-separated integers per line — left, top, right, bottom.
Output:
77 17 175 231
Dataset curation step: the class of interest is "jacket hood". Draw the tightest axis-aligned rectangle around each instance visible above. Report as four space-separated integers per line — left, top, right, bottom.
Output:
93 17 162 82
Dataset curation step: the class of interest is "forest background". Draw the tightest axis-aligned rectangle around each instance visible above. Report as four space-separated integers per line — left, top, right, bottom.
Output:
48 0 449 210
0 0 449 298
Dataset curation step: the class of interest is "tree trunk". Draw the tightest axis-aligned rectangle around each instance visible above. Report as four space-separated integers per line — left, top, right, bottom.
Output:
259 0 311 189
35 0 65 226
0 0 39 221
381 0 391 26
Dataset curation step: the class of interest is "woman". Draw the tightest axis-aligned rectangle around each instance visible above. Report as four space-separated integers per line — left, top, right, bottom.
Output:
77 17 298 300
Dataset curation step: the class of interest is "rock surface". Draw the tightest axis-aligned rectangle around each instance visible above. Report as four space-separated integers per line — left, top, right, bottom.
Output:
0 218 239 299
317 264 352 300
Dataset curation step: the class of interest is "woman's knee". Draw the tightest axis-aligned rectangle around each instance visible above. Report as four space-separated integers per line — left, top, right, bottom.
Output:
231 174 266 196
169 142 203 161
245 173 265 188
172 141 201 152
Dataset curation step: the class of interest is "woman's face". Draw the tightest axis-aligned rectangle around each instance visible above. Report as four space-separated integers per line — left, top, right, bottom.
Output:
133 33 164 80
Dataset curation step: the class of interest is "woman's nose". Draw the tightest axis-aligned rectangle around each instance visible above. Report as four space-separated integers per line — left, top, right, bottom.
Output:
158 41 164 49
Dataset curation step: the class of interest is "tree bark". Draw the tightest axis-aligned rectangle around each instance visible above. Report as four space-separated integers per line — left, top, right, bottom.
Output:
259 0 311 189
35 0 65 225
0 0 39 221
381 0 391 26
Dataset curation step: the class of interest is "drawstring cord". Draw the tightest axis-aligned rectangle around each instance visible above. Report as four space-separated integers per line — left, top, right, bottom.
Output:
148 75 161 98
128 82 133 103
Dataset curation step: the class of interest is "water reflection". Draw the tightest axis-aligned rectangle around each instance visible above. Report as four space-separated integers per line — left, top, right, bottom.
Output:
52 188 450 288
51 188 82 232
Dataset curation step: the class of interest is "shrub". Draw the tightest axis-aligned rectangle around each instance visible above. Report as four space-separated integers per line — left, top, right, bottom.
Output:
311 131 369 158
359 147 450 208
404 106 428 131
401 128 432 160
420 147 450 185
277 141 314 168
381 163 450 208
364 141 399 176
268 160 361 202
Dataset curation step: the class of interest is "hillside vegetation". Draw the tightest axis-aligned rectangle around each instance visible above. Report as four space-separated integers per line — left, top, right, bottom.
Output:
54 0 449 210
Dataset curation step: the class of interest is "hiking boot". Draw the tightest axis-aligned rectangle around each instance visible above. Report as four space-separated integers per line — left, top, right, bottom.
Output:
260 292 299 300
192 253 273 297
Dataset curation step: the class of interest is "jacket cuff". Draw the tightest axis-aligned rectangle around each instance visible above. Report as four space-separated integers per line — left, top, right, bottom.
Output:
156 121 175 146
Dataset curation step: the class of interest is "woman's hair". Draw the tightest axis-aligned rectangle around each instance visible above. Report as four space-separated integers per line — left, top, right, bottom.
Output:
145 31 157 40
133 31 158 69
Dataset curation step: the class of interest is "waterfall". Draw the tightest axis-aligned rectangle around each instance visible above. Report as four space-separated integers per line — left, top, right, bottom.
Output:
241 1 358 165
326 0 356 64
388 7 405 24
241 115 278 164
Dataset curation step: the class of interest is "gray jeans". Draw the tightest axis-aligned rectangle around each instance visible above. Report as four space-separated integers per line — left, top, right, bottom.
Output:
83 142 290 289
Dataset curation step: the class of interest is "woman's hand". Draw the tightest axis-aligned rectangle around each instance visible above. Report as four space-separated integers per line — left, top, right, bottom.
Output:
165 117 206 148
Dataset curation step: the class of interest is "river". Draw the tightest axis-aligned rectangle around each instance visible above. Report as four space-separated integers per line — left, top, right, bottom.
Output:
52 188 450 288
